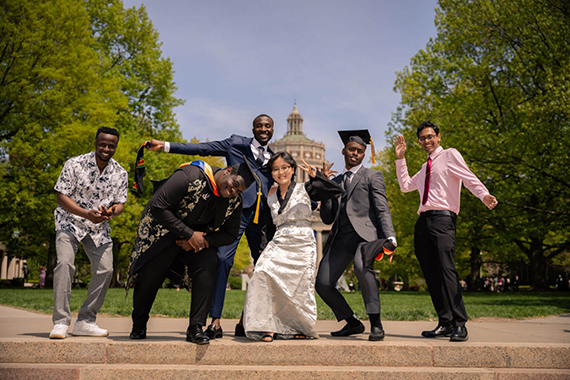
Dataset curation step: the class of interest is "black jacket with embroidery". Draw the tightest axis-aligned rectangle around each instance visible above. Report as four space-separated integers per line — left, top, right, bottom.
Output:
127 164 242 289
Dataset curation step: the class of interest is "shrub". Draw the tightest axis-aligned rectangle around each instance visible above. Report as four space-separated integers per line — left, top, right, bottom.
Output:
228 276 242 290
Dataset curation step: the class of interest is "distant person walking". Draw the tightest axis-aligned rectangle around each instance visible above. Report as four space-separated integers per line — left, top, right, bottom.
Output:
49 127 128 339
394 121 497 342
22 263 29 283
39 264 46 288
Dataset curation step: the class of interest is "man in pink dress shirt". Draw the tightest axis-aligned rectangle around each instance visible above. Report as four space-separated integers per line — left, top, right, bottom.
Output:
394 121 497 342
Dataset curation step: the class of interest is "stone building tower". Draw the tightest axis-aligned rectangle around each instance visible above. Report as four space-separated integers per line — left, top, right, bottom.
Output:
269 103 326 182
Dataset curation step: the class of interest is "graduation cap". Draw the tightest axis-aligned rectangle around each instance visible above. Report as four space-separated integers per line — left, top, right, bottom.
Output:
360 238 396 268
131 142 150 196
237 160 256 190
239 156 263 224
338 129 376 164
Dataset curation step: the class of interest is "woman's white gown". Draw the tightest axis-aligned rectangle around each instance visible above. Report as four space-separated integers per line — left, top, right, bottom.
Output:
244 182 318 339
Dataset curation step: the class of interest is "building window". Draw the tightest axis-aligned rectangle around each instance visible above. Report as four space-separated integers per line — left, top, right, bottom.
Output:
316 153 321 159
292 151 298 157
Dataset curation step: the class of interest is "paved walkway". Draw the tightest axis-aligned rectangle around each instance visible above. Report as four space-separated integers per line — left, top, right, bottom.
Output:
1 304 569 344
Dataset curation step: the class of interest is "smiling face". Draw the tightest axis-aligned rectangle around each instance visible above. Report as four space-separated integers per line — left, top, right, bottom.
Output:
271 157 294 187
417 127 441 155
342 141 366 169
217 169 247 198
252 116 274 146
95 133 118 164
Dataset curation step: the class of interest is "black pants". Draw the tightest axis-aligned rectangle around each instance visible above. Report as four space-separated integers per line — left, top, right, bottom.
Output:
316 229 367 321
415 213 468 327
132 242 218 329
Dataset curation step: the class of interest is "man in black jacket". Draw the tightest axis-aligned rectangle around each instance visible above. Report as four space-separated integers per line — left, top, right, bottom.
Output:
128 161 253 344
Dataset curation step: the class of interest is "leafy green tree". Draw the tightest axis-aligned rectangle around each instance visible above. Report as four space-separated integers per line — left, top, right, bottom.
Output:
0 0 126 283
386 0 570 289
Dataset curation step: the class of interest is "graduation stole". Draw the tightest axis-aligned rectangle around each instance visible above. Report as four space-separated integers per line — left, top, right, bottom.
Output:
179 161 220 197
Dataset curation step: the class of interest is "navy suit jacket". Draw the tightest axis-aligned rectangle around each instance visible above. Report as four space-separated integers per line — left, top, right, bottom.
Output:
169 135 274 209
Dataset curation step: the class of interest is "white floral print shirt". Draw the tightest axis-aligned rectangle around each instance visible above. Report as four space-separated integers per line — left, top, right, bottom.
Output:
54 152 128 247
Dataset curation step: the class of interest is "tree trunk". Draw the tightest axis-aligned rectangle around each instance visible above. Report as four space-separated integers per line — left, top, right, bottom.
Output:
469 246 482 291
529 238 549 290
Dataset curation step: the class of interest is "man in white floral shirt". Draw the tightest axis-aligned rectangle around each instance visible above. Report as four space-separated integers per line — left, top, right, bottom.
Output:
49 127 128 339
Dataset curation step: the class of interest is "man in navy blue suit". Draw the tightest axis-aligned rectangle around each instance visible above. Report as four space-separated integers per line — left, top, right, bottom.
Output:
145 114 274 338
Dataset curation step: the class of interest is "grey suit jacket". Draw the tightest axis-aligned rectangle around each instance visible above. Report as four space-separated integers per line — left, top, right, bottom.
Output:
321 167 395 252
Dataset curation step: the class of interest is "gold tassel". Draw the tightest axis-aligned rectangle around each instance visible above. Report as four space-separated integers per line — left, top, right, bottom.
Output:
253 189 262 224
370 138 376 164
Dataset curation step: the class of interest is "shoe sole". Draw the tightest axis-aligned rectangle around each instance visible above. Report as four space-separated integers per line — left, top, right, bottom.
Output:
369 336 385 341
72 333 109 337
450 336 469 342
331 327 365 337
49 334 67 339
421 333 453 338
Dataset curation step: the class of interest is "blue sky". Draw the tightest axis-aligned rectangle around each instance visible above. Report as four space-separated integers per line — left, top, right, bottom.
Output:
122 0 439 168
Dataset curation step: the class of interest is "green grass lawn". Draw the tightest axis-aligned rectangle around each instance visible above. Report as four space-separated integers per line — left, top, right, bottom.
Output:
1 288 569 321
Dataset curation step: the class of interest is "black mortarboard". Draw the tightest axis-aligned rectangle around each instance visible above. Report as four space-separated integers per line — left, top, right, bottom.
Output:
240 155 263 223
131 142 149 196
338 129 376 164
360 238 397 268
237 160 256 189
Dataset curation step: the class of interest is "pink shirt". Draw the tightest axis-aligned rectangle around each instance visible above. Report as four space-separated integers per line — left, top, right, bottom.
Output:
395 146 489 215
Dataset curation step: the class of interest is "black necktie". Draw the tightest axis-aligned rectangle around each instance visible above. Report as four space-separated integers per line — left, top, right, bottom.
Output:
343 171 353 190
256 146 265 166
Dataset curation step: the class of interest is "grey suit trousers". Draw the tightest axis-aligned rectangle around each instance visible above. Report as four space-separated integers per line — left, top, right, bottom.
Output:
316 229 379 321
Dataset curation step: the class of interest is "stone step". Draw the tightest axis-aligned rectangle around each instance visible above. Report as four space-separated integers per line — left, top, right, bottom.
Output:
2 363 570 380
1 339 569 369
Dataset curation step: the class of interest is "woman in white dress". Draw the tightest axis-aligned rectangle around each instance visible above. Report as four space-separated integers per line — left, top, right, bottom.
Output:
243 152 341 342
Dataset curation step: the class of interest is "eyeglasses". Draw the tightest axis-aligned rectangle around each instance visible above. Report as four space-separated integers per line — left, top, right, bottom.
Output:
272 165 291 173
418 135 436 143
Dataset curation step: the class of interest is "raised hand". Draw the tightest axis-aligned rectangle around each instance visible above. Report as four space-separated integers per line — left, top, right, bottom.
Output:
395 135 407 159
145 139 165 151
322 161 337 179
483 194 498 210
299 159 318 178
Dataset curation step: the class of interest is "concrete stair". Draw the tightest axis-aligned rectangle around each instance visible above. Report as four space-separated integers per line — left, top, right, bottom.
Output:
1 306 569 379
1 338 569 379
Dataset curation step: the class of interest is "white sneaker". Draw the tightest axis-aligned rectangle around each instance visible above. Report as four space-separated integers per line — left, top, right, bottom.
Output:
49 324 69 339
72 320 109 337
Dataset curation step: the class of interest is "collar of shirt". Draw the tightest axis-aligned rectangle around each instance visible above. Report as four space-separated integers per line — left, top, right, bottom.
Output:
251 138 267 161
429 146 444 160
342 163 362 176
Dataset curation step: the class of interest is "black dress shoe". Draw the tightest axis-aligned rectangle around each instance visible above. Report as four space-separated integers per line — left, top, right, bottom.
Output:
129 327 146 340
235 323 245 337
450 326 469 342
369 325 385 341
205 323 223 339
331 322 365 337
421 325 454 338
186 324 209 345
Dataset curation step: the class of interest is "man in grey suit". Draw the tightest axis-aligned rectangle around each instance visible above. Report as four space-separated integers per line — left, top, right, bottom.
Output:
316 130 397 341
